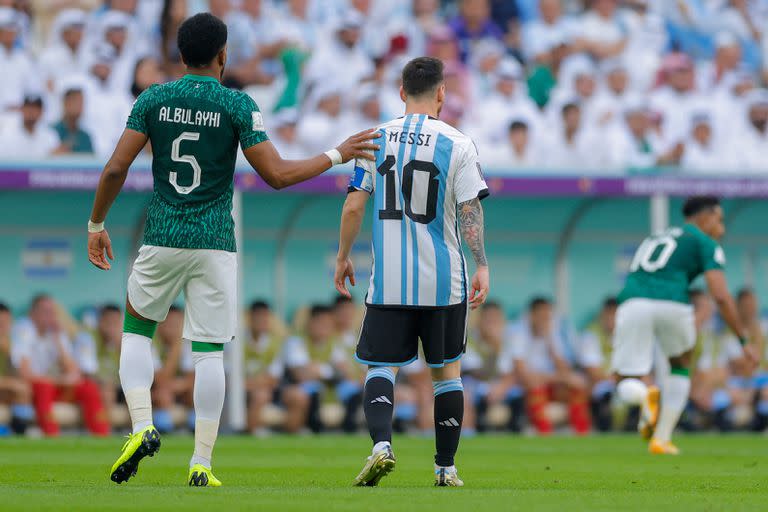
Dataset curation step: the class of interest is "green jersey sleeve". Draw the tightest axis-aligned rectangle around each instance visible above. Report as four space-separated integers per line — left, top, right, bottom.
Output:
232 92 269 150
125 87 155 134
699 235 725 272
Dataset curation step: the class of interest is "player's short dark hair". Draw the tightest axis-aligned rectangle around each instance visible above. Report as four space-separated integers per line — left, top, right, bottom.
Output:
333 295 353 308
100 304 121 316
309 304 333 318
528 296 552 311
402 57 444 98
249 300 271 313
602 297 618 310
0 302 10 314
177 13 227 68
682 196 720 218
481 300 502 312
509 120 528 132
30 293 51 310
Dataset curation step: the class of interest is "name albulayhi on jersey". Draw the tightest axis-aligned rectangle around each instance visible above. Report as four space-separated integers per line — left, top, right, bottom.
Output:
158 106 221 128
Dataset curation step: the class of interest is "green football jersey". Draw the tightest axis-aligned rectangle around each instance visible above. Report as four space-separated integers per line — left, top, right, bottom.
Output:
126 74 269 252
618 224 725 304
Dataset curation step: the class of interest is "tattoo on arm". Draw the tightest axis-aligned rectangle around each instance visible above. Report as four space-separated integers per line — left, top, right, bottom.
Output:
458 198 487 266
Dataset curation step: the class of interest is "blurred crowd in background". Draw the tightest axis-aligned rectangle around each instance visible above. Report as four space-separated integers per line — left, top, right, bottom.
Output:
0 0 767 172
1 289 766 437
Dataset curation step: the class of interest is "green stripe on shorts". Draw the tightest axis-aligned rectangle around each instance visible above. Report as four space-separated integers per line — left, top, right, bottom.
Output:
191 341 225 352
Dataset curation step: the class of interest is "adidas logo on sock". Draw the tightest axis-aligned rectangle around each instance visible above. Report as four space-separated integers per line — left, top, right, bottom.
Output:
438 417 460 427
370 396 392 405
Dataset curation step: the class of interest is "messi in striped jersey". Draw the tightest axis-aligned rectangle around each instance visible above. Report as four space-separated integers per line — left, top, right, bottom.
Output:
335 57 489 488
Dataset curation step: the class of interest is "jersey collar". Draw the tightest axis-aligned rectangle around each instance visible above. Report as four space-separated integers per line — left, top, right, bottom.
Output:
182 74 220 83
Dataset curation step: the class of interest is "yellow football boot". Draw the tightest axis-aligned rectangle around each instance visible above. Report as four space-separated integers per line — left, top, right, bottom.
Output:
188 464 222 487
110 425 161 484
649 439 680 455
639 386 660 440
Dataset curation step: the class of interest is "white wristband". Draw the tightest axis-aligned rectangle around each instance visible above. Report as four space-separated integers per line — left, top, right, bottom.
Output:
324 148 342 166
88 220 105 233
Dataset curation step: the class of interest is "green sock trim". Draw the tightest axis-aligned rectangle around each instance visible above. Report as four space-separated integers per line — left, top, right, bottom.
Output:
670 366 690 377
123 312 157 339
191 341 224 352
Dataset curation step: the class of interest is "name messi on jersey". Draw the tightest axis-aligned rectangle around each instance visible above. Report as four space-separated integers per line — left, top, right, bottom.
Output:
388 130 432 147
158 106 221 128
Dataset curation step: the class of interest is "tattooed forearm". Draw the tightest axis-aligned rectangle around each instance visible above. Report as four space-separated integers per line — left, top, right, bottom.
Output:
458 197 487 266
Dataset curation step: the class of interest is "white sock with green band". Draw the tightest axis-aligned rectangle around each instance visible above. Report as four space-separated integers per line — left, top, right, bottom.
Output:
190 343 225 469
654 368 690 443
120 313 157 434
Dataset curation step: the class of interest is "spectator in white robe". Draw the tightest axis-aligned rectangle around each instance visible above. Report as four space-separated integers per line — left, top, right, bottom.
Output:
521 0 577 64
0 95 60 159
268 108 304 160
296 82 346 155
541 100 603 171
733 90 768 173
620 0 668 93
681 112 736 173
38 9 88 92
0 8 36 112
591 58 631 130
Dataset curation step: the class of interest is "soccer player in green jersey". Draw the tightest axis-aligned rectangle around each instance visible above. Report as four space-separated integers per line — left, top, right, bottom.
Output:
612 196 759 455
86 13 379 487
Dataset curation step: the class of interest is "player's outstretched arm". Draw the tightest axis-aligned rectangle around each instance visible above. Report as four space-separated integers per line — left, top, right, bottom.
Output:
334 190 369 297
458 197 489 309
243 129 380 190
88 129 148 271
705 269 760 365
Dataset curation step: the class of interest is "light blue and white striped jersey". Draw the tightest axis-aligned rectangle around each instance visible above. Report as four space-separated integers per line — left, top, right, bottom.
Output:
349 113 489 308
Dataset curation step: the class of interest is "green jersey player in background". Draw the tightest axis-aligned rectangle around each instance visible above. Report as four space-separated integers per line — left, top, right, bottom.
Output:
87 13 379 487
612 196 759 455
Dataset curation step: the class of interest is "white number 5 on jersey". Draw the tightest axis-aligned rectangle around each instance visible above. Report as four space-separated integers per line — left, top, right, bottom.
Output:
170 132 201 194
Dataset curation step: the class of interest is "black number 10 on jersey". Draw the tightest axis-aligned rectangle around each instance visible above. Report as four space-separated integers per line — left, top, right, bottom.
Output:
377 156 440 224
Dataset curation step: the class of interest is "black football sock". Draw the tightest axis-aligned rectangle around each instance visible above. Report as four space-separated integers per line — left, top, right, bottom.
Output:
433 378 464 467
363 367 395 445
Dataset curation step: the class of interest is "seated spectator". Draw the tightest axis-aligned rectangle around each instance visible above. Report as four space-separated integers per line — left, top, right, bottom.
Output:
242 301 289 434
734 89 768 172
158 0 187 78
0 7 36 111
83 45 133 157
282 305 356 433
541 101 602 170
38 9 88 90
302 11 373 98
72 304 122 419
697 32 744 93
52 85 94 154
395 358 434 434
0 303 33 434
591 58 631 129
504 297 590 434
602 97 682 170
522 0 576 65
620 0 668 93
680 112 734 173
449 0 504 62
486 119 542 169
268 108 303 159
342 83 383 135
578 297 618 432
0 95 61 159
151 306 194 433
547 54 599 128
648 53 707 152
223 0 281 89
464 301 524 432
296 84 345 155
688 290 746 431
468 58 542 151
13 295 109 436
96 10 140 96
574 0 627 61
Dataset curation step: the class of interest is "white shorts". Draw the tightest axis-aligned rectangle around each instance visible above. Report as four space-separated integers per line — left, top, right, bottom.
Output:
127 245 237 343
611 298 696 376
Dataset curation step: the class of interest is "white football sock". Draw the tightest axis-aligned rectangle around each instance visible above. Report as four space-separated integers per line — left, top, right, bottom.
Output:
616 378 648 406
654 373 690 443
119 333 155 434
372 441 391 454
190 348 225 468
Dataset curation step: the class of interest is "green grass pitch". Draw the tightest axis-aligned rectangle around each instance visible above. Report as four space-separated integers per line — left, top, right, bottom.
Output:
1 434 767 511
